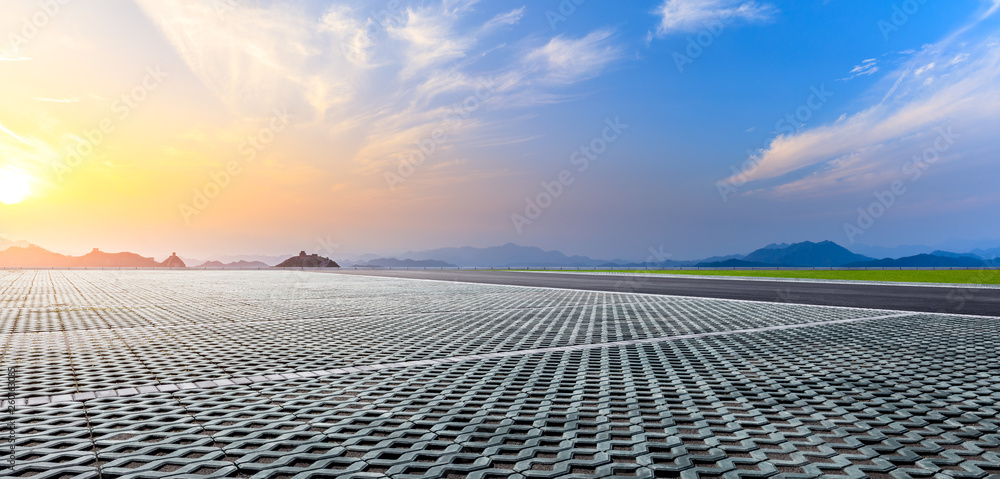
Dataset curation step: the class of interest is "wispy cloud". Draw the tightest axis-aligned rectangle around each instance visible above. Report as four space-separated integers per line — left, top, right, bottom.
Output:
843 58 879 80
525 29 623 84
653 0 776 36
0 122 33 146
727 21 1000 198
132 0 621 177
479 7 526 34
389 4 473 80
982 0 1000 19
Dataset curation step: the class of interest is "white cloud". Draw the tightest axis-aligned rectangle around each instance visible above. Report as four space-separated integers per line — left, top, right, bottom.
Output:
914 62 935 75
479 7 526 34
844 58 879 80
653 0 776 36
726 30 1000 198
525 29 623 84
982 0 1000 19
131 0 620 175
389 6 470 80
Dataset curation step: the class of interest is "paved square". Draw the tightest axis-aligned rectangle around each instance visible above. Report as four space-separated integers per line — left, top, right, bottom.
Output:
1 270 998 478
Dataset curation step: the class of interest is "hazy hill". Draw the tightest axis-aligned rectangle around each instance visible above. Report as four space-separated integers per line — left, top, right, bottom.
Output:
399 243 611 267
847 254 988 268
696 254 746 264
0 245 74 267
69 249 161 267
0 236 30 251
351 258 457 268
197 260 270 268
931 250 983 260
196 254 289 266
0 245 183 267
696 259 776 268
970 247 1000 260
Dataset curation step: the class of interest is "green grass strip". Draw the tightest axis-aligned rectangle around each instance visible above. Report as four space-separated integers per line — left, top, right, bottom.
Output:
563 269 1000 285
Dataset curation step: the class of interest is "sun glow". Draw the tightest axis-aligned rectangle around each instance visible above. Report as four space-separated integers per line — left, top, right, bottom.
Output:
0 168 33 205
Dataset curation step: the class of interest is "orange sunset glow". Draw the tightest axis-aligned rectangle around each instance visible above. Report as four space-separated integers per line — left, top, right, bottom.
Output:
2 0 999 263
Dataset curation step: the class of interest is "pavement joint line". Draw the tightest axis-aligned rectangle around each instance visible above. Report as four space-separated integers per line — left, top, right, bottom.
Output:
0 311 914 409
333 271 1000 320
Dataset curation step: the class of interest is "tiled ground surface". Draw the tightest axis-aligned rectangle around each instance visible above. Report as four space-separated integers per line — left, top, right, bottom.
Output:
1 270 998 478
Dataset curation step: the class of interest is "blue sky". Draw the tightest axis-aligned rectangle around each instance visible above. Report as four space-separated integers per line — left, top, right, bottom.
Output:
1 0 999 260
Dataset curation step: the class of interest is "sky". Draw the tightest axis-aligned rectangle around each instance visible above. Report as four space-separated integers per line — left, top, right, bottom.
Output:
1 0 999 261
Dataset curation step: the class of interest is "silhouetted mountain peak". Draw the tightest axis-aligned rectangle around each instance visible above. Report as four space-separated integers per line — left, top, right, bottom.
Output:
276 251 339 268
739 241 874 267
160 253 186 268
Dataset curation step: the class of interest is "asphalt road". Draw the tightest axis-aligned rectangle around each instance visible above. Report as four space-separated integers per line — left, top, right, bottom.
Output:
332 270 1000 317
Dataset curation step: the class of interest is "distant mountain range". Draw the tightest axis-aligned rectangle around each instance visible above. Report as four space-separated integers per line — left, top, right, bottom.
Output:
704 241 873 267
0 237 29 251
348 258 458 268
1 236 998 269
0 245 187 268
851 241 1000 260
395 243 624 268
197 260 270 268
187 254 293 267
845 254 990 268
696 241 998 268
389 241 998 268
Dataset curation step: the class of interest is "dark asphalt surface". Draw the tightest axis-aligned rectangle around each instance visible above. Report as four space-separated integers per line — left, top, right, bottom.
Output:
332 270 1000 317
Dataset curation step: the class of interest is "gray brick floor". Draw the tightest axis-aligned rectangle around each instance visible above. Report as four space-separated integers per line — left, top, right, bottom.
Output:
1 270 998 478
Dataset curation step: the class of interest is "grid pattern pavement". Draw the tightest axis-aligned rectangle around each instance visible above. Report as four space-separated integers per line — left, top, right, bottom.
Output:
1 270 998 478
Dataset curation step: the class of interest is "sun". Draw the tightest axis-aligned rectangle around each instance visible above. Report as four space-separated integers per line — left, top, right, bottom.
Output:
0 168 33 205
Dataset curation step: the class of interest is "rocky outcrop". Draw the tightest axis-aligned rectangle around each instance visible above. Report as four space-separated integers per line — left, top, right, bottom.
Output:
160 253 186 268
275 251 340 268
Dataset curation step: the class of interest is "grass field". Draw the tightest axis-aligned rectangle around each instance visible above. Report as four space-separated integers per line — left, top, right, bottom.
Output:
579 269 1000 284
